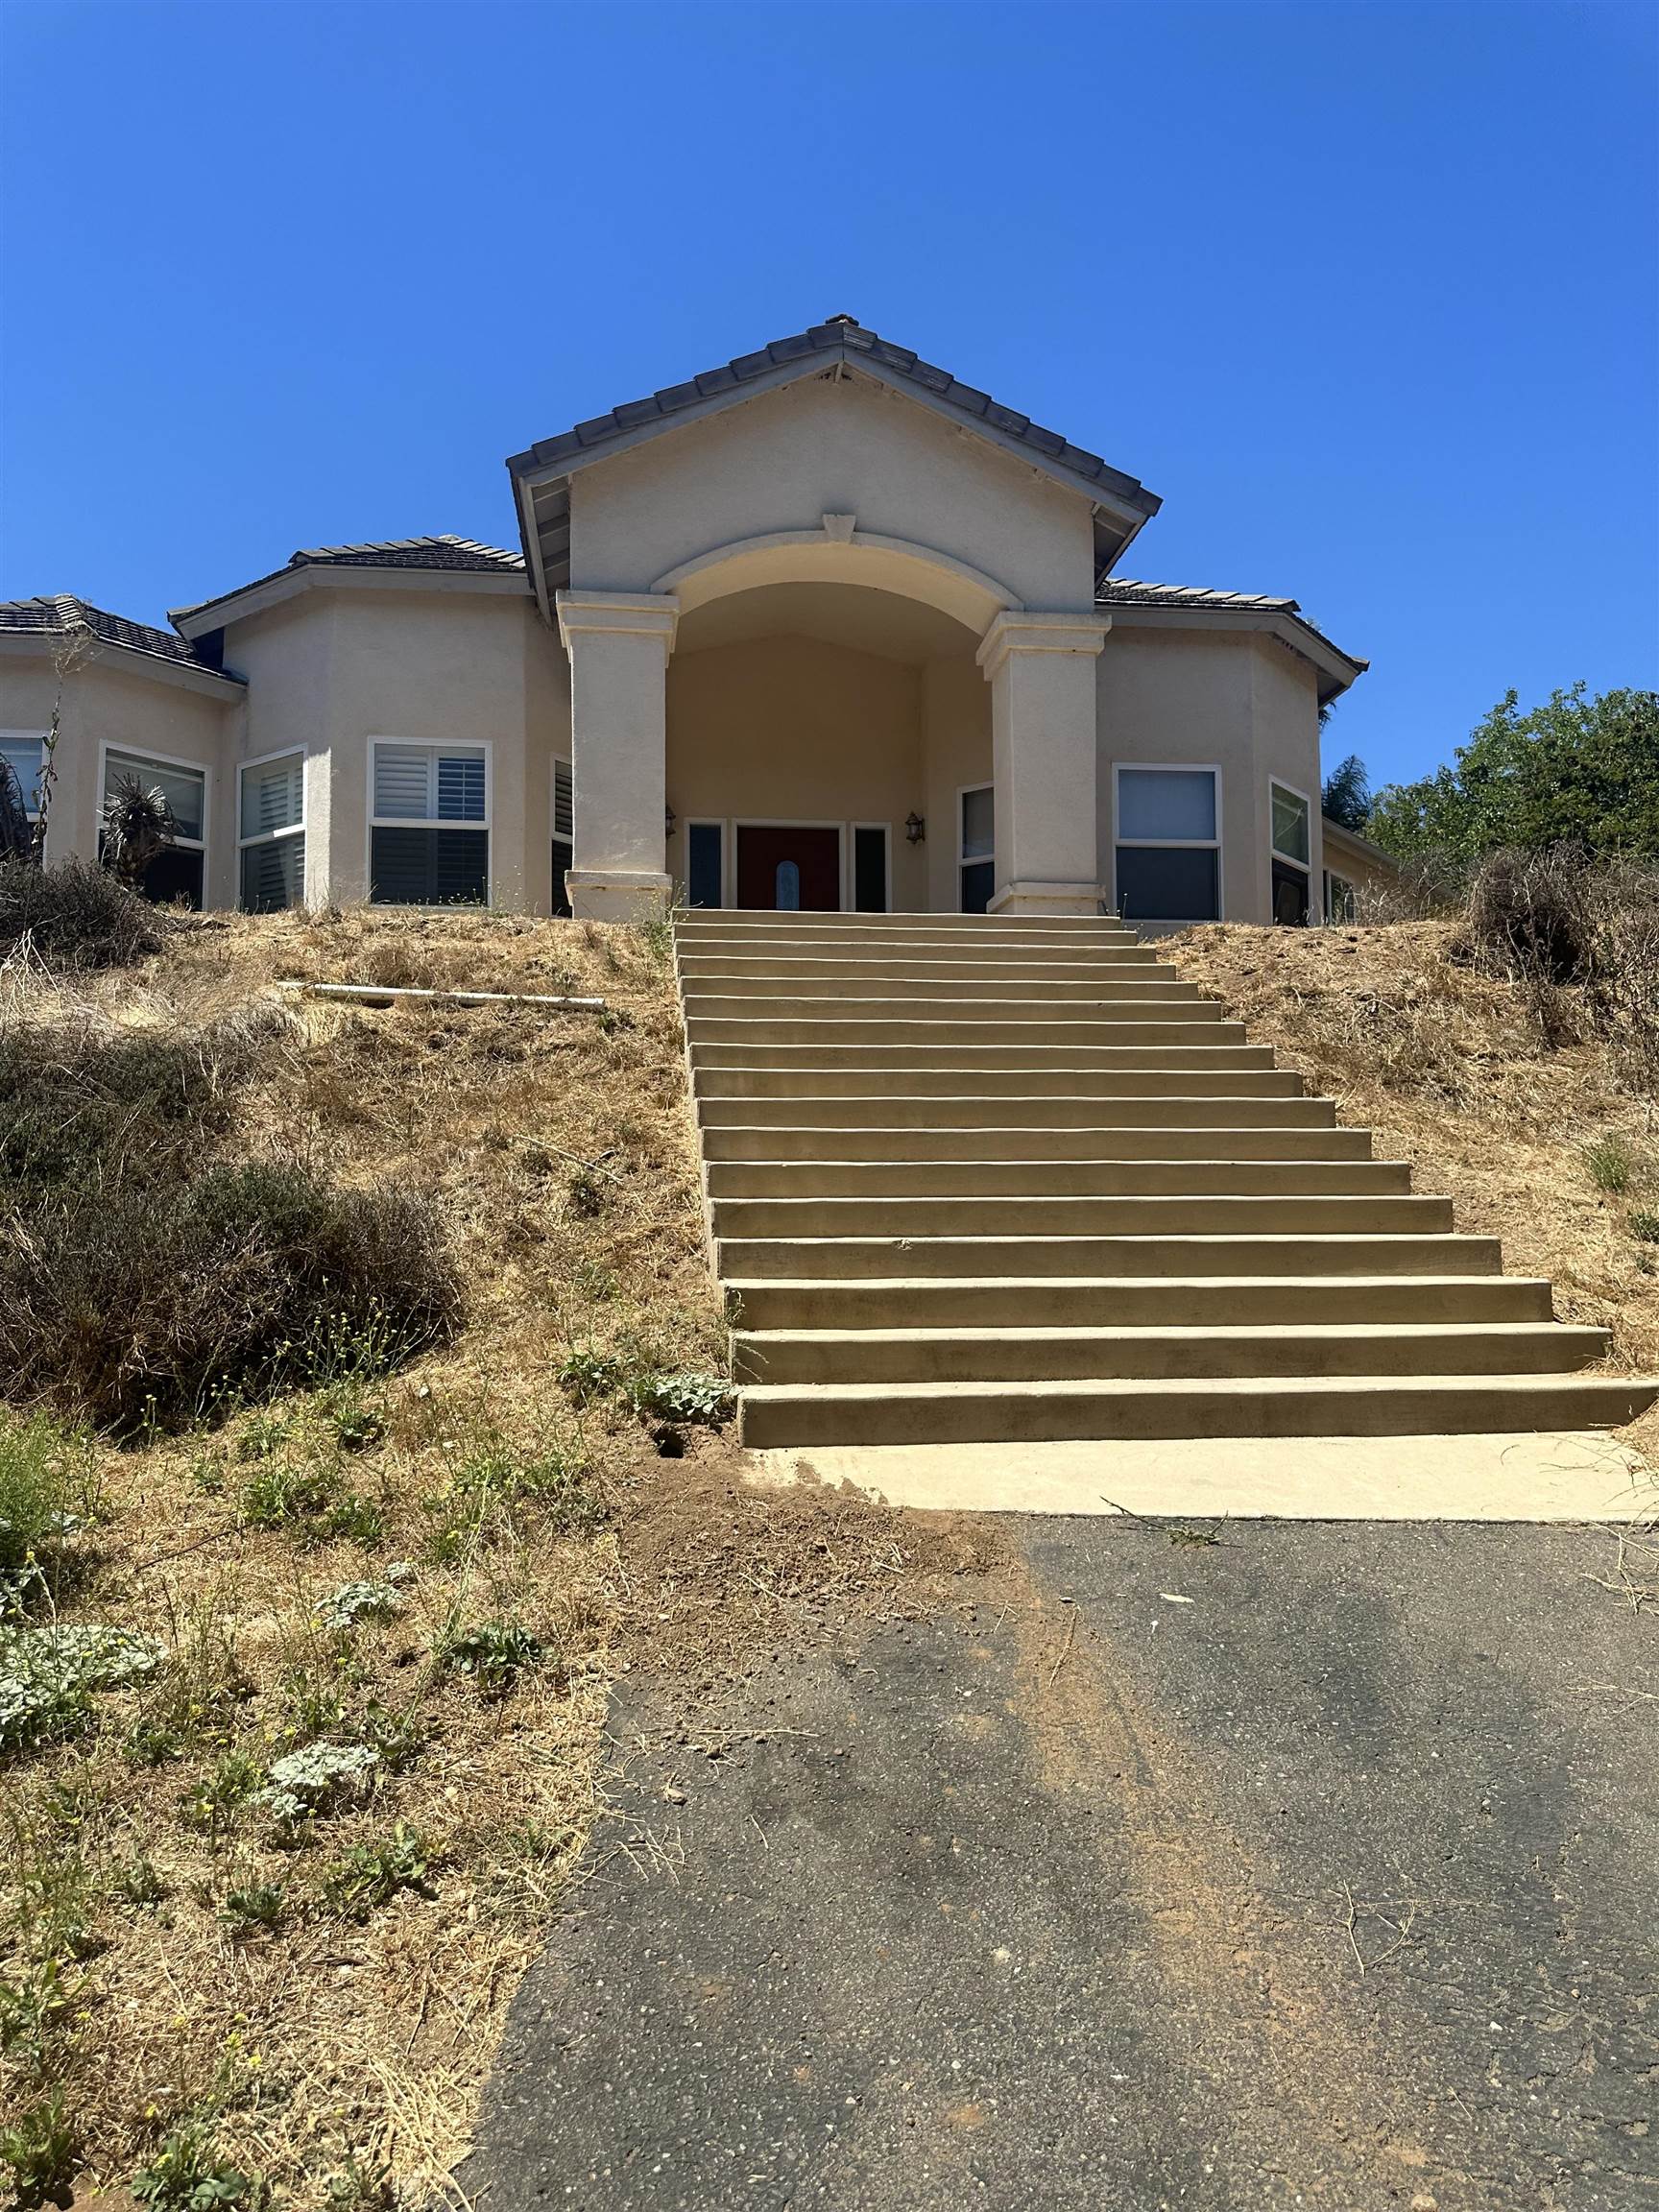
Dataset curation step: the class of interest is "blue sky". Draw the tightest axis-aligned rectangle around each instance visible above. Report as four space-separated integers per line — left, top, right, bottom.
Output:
2 0 1653 790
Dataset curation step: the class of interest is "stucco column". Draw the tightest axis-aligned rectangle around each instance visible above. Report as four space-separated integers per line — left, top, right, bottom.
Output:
556 589 680 923
974 610 1111 917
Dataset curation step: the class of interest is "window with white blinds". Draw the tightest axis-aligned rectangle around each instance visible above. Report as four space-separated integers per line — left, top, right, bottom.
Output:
370 740 490 906
551 757 573 917
238 752 304 912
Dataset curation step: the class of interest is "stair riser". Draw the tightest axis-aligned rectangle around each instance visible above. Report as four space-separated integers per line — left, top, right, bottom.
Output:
710 1195 1455 1238
677 933 1142 959
678 966 1179 992
733 1327 1610 1385
738 1377 1656 1448
686 1015 1233 1044
697 1070 1309 1099
696 1093 1334 1126
699 1126 1374 1162
690 1044 1275 1070
727 1278 1553 1329
683 992 1215 1019
717 1235 1503 1280
708 1163 1412 1199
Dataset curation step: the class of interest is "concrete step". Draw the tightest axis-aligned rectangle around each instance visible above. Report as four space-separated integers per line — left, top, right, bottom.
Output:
682 981 1210 1011
698 1124 1374 1162
686 1014 1239 1047
707 1159 1412 1199
715 1232 1500 1281
737 1371 1659 1448
724 1273 1553 1331
733 1321 1611 1385
690 1042 1277 1071
696 1091 1335 1126
675 911 1135 934
696 1068 1310 1099
676 928 1142 957
709 1193 1455 1239
677 960 1179 990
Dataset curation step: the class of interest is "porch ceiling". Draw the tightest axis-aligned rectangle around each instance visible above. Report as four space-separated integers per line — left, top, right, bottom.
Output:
674 581 978 664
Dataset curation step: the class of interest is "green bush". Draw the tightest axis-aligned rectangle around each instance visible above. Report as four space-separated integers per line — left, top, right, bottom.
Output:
0 854 160 973
0 1415 98 1610
1584 1135 1636 1195
0 2088 80 2207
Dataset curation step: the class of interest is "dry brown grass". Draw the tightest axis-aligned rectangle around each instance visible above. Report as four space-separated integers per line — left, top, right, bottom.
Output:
1167 918 1659 1462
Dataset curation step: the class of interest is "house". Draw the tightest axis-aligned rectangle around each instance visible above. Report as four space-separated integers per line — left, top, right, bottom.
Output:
0 316 1395 926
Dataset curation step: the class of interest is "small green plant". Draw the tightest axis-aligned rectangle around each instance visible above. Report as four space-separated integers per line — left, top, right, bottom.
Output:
0 1623 159 1758
438 1619 543 1699
323 1821 434 1917
0 1415 99 1614
132 2118 253 2212
1629 1210 1659 1244
314 1567 410 1633
628 1371 736 1428
114 1857 169 1907
0 1955 81 2065
0 2087 80 2208
180 1749 264 1836
1585 1134 1637 1194
554 1348 631 1406
240 1458 382 1546
220 1883 286 1936
323 2155 395 2209
257 1741 378 1826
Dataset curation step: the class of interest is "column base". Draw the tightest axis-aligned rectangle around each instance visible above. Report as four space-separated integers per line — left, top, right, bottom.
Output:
565 869 672 925
987 880 1106 919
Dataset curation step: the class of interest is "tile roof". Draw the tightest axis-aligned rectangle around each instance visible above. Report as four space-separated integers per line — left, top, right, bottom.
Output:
509 318 1158 514
0 593 244 681
287 535 525 574
1097 576 1366 682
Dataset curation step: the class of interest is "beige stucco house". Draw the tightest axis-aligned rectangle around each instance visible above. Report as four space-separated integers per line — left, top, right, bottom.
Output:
1 316 1392 926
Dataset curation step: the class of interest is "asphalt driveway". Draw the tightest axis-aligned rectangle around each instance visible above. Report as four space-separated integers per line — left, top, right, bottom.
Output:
463 1517 1659 2211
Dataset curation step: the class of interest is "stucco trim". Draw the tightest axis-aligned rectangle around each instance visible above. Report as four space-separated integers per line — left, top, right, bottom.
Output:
974 610 1111 682
1099 602 1366 702
652 530 1021 636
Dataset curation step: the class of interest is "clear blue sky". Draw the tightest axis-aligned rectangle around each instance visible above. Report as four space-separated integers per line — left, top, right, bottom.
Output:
2 0 1654 790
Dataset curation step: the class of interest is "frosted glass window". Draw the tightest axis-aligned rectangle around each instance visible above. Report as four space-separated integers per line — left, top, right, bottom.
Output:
1117 769 1215 844
775 859 801 910
961 785 995 859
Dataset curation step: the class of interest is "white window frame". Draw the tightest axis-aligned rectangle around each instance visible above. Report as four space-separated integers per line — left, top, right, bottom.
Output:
957 782 995 912
1324 868 1358 924
851 820 893 914
681 816 728 909
1 729 47 851
1110 762 1224 923
236 746 306 911
98 740 211 892
1269 777 1313 872
366 736 493 908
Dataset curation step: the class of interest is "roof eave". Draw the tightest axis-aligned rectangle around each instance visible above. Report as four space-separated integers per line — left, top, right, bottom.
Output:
1100 599 1367 703
0 628 246 699
171 561 531 639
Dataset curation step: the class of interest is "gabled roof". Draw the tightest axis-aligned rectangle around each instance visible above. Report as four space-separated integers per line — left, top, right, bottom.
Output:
1097 576 1367 703
171 535 527 637
0 593 246 686
508 315 1162 613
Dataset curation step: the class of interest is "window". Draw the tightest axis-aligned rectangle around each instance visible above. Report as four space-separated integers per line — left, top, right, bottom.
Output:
959 785 994 914
238 751 304 912
775 858 801 910
101 747 207 908
551 757 573 917
1 733 45 828
1324 869 1357 925
1270 781 1311 927
853 824 889 913
370 740 489 906
1113 766 1219 923
685 821 723 910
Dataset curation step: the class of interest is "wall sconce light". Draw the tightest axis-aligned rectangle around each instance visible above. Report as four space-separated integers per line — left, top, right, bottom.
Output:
904 812 926 845
664 804 677 836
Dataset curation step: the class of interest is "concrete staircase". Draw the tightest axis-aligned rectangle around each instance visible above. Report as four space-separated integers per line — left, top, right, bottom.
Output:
675 910 1658 1452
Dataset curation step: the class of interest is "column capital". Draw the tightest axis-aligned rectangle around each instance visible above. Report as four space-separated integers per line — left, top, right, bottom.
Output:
556 589 681 656
975 609 1110 682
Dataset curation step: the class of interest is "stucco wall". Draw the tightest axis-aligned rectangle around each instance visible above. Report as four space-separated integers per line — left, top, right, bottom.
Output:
665 632 938 909
921 656 994 911
0 646 240 902
569 373 1098 614
221 586 567 911
1094 626 1325 926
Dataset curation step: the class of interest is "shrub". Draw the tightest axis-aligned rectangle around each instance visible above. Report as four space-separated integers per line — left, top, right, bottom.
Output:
0 855 160 974
1464 845 1596 988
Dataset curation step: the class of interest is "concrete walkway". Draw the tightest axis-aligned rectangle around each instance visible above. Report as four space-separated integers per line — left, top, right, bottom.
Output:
462 1515 1659 2211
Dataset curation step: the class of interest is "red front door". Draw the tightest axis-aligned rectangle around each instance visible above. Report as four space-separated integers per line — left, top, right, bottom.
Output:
735 826 841 910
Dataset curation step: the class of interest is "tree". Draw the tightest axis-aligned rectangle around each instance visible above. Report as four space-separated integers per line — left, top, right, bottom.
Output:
1321 753 1371 832
1367 685 1659 864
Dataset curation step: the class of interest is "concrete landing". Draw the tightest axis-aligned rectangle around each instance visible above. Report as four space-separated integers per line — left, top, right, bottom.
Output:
749 1429 1659 1522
